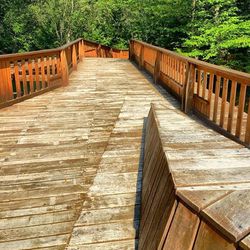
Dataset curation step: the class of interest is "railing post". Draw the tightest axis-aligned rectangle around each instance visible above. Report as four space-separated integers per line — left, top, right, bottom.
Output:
183 62 195 113
129 40 134 61
154 51 162 84
0 61 13 102
72 44 77 70
139 45 144 69
60 49 69 86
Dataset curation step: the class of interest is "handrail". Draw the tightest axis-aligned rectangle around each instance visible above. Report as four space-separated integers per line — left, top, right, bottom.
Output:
130 39 250 146
131 39 250 82
0 38 129 109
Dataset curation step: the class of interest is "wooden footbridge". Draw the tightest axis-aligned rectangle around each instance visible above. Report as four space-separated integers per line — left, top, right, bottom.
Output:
0 39 250 250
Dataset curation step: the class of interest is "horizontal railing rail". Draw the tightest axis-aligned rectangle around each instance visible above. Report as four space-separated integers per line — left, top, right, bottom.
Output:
0 39 129 109
130 39 250 146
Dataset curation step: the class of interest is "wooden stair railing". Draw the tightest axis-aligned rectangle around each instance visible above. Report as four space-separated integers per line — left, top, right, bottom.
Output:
0 39 128 109
130 39 250 147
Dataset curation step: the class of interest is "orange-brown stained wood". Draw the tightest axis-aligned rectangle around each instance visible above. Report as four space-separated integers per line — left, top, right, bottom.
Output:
245 99 250 144
14 61 21 98
227 80 237 133
220 78 229 128
21 59 28 95
193 222 236 250
28 58 34 93
213 75 221 123
236 84 247 138
163 202 200 250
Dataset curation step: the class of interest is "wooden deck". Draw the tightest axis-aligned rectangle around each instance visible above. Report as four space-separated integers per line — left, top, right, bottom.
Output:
0 58 249 250
0 58 176 249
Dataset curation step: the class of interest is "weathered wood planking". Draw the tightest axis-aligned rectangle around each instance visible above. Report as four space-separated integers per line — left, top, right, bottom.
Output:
0 58 178 249
139 102 250 249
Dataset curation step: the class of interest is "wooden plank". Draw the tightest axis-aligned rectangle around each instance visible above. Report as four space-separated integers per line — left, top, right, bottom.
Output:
163 202 200 250
202 190 250 242
220 78 229 128
14 61 21 98
177 190 231 212
35 57 40 91
245 99 250 145
240 234 250 250
213 75 221 123
28 58 34 93
67 239 137 250
236 83 247 138
193 221 236 250
21 59 28 95
227 80 237 133
41 56 46 89
69 220 138 245
207 73 214 119
202 71 207 99
0 235 69 250
157 200 178 250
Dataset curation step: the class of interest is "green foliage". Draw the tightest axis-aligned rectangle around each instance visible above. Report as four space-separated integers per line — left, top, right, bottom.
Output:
182 0 250 72
0 0 249 72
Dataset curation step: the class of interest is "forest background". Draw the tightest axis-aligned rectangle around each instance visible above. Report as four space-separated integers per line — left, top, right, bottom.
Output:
0 0 249 72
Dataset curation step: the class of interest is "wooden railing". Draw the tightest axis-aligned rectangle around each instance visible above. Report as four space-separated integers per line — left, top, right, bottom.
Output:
0 38 128 109
130 39 250 146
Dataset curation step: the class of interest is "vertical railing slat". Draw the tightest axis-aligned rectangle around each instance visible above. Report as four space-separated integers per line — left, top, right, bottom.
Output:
227 80 237 133
220 78 229 128
14 61 21 98
213 76 221 123
235 83 247 138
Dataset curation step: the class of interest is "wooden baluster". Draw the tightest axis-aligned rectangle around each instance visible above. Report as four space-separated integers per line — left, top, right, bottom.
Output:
14 61 21 98
180 62 183 85
28 59 34 93
220 78 229 128
213 75 221 123
245 99 250 145
207 73 214 119
21 60 28 95
154 51 162 84
57 54 62 78
60 49 69 86
52 56 56 77
202 72 207 99
235 83 247 138
183 63 195 113
45 56 50 86
197 70 201 96
35 58 40 91
227 80 237 133
169 57 173 78
40 56 46 89
72 44 77 70
139 45 144 69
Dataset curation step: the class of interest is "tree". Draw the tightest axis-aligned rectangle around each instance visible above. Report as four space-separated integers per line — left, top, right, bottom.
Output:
182 0 250 72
